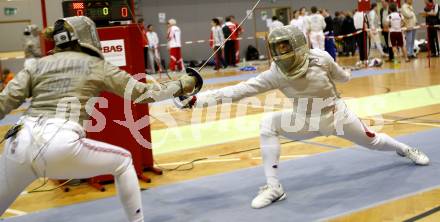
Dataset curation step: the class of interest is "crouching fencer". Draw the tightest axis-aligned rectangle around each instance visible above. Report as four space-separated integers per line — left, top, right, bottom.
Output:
0 16 201 222
177 25 429 209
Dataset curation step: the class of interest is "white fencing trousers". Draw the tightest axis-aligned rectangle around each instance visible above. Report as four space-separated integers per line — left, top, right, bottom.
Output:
309 31 325 50
259 102 411 186
0 117 144 222
147 47 161 73
370 31 385 55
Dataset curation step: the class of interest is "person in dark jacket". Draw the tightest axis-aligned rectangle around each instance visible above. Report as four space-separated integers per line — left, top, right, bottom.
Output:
333 11 345 55
380 0 395 61
342 11 356 56
321 9 337 60
422 0 440 57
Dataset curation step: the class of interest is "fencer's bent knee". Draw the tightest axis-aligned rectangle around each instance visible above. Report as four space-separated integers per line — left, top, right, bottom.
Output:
114 153 133 176
260 113 279 137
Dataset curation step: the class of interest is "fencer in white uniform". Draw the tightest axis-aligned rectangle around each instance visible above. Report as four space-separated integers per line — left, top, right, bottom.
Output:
306 6 326 50
0 16 198 221
293 7 309 38
368 3 386 56
23 24 42 68
268 16 284 33
178 25 429 209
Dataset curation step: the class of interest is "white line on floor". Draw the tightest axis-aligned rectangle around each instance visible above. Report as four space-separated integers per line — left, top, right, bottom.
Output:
368 117 440 127
6 208 27 216
156 154 310 166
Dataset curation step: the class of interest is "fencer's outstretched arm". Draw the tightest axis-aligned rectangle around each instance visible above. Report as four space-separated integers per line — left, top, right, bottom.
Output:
195 69 280 107
326 53 351 82
99 61 195 103
0 70 31 119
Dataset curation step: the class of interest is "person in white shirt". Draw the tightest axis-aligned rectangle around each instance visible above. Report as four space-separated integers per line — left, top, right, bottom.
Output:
368 3 386 56
268 16 284 32
297 7 309 38
401 0 417 58
289 10 300 28
167 19 183 72
386 3 409 63
146 24 162 73
306 6 326 50
353 9 368 63
210 18 225 71
178 26 429 209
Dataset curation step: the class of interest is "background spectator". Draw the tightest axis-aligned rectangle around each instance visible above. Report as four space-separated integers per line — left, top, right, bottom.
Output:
230 15 243 64
298 7 309 39
223 16 237 67
401 0 417 59
307 6 326 50
381 0 395 61
23 24 42 59
146 24 162 73
423 0 440 57
2 69 14 88
268 16 284 32
342 11 356 56
167 19 184 72
210 18 225 71
369 3 386 56
321 8 337 60
353 9 368 64
138 18 149 73
387 3 409 63
333 11 345 55
290 10 300 27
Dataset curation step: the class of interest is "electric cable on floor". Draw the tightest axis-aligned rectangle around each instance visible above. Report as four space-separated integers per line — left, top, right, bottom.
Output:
153 140 296 172
9 111 439 191
27 179 74 193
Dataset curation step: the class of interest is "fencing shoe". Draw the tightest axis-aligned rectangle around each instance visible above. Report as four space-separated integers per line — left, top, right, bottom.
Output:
396 147 430 165
251 184 287 209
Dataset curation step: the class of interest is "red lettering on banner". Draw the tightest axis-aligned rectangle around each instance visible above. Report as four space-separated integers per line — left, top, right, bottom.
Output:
102 45 123 53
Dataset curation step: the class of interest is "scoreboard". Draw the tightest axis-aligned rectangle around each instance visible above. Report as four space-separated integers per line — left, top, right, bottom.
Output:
62 0 133 25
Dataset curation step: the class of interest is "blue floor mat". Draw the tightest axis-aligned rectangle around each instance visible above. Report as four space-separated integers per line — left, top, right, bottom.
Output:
4 128 440 222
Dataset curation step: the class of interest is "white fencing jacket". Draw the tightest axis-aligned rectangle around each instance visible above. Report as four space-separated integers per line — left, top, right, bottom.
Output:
196 49 351 116
167 25 182 48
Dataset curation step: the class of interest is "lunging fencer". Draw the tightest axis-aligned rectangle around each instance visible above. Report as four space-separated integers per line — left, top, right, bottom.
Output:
178 25 429 209
0 16 200 222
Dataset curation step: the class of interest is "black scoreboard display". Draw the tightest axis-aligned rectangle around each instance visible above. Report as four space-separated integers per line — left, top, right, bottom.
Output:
62 0 133 25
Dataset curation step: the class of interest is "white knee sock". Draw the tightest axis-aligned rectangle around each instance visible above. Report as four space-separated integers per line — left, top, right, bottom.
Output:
115 165 144 222
260 135 281 186
368 133 411 152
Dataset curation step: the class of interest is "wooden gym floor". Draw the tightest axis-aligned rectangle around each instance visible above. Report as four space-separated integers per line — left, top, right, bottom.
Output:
1 53 440 221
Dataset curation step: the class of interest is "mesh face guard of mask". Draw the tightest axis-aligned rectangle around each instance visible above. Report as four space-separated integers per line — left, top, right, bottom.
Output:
268 25 309 79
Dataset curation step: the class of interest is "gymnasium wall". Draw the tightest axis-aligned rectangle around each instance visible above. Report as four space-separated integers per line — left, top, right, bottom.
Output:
141 0 358 63
0 0 62 52
0 0 428 63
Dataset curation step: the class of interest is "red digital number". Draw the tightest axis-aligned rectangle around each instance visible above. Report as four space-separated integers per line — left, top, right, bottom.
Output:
76 9 84 16
121 7 128 17
72 2 84 10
